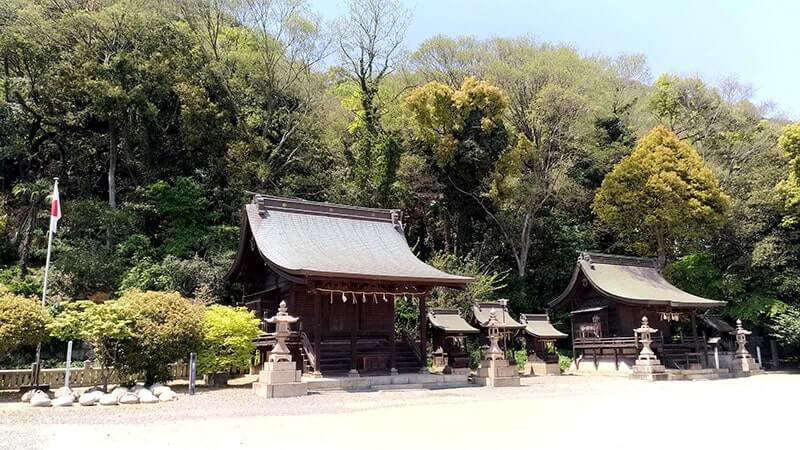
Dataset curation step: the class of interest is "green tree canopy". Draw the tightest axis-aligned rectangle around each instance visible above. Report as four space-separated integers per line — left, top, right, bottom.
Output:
0 293 50 361
197 304 261 376
593 126 731 268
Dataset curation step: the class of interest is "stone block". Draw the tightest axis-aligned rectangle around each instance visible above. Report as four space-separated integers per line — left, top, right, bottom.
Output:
527 362 561 376
264 361 297 372
390 375 409 385
253 382 307 398
259 369 301 384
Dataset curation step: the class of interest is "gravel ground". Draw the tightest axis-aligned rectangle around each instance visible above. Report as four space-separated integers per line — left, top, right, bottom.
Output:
1 374 796 450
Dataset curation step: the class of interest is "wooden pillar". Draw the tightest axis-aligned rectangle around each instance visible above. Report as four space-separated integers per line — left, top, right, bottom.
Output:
418 294 428 373
389 296 397 374
349 297 359 376
690 310 701 366
313 292 322 375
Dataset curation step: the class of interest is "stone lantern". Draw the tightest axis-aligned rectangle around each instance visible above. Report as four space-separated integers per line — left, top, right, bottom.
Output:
252 300 308 398
265 300 299 362
630 316 667 381
485 309 504 361
729 319 761 376
475 308 520 387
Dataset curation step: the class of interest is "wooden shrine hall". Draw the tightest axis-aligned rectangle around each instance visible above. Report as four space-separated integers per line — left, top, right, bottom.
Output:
226 195 472 376
549 252 726 372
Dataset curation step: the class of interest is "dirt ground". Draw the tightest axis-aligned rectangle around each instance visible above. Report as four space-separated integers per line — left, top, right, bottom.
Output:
0 374 795 450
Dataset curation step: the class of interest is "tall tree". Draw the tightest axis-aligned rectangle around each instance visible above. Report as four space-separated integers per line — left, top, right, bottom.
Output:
335 0 409 206
593 126 731 269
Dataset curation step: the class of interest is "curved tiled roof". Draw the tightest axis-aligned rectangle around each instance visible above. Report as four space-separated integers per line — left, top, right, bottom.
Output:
549 252 726 309
471 302 525 329
238 195 472 286
520 314 567 339
428 308 479 334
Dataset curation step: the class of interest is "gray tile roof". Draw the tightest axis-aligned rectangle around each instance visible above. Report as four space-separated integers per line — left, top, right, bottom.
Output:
244 195 472 286
520 314 568 339
427 308 479 334
549 252 726 309
471 302 525 329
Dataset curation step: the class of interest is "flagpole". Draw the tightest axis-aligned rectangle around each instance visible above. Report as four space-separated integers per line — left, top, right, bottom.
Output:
33 177 58 388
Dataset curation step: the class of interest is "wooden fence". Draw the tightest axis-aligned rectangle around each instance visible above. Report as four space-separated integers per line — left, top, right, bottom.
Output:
0 362 189 390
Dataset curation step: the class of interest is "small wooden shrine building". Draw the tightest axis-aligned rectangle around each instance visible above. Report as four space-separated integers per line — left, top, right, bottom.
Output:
226 195 472 376
519 314 567 375
427 308 478 374
548 252 726 371
470 301 525 355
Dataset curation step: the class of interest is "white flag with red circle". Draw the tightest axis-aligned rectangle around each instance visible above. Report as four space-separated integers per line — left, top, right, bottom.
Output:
49 182 61 233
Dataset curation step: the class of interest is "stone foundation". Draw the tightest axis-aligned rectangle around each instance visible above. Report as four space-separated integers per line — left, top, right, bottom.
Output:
252 361 307 398
730 356 763 378
474 359 520 387
630 358 668 381
524 355 560 376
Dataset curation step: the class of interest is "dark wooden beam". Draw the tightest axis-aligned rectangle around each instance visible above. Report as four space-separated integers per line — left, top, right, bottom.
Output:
389 298 397 374
314 291 322 375
418 294 428 372
350 299 359 375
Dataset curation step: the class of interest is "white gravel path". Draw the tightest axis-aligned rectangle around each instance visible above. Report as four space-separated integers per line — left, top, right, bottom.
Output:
1 374 795 450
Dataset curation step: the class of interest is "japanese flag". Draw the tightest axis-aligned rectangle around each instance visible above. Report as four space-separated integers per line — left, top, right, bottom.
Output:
49 181 61 233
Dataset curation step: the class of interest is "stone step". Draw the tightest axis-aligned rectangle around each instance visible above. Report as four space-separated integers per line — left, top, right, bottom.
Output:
371 383 425 390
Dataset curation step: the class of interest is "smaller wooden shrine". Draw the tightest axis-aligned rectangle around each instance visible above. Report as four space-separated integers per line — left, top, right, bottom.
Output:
427 308 478 375
519 314 567 376
471 301 525 358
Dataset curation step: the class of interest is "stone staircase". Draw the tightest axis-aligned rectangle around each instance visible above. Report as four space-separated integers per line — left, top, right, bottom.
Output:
666 368 731 381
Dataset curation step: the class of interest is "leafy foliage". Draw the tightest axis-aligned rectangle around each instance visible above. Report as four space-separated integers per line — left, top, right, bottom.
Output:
593 126 731 267
116 290 204 384
197 305 261 375
0 293 50 361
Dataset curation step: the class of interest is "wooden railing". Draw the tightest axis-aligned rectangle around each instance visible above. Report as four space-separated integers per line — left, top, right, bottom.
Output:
0 362 189 390
300 332 317 372
574 335 664 350
402 331 423 365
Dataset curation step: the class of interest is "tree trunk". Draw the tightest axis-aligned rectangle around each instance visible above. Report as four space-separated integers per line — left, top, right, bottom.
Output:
108 122 118 209
655 227 666 271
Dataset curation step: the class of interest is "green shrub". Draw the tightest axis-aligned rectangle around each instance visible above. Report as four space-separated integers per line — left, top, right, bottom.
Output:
117 290 204 384
197 305 260 376
513 349 528 368
0 265 43 297
0 293 50 361
48 300 134 389
557 349 572 373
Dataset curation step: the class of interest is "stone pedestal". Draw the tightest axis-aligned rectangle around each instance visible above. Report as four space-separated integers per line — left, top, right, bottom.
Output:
630 358 668 381
525 355 561 376
252 361 307 398
729 319 763 377
474 359 521 387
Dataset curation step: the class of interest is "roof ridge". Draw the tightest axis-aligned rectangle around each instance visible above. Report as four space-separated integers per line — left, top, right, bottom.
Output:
579 251 657 268
252 194 401 223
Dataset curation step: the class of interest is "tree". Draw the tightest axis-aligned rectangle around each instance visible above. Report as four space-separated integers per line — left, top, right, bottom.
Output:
777 123 800 222
48 300 134 390
404 76 509 252
0 293 50 362
197 305 261 376
593 126 731 268
117 290 204 384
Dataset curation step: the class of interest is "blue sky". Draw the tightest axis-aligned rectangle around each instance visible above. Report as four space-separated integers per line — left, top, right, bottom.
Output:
310 0 799 120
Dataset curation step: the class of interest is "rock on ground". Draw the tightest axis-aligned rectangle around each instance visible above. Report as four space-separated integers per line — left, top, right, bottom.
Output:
158 390 177 402
30 392 52 407
78 393 99 406
119 393 140 405
52 395 74 407
139 389 159 404
152 386 171 397
99 393 118 406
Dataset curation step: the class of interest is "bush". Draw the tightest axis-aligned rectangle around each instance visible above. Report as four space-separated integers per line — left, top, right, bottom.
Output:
0 293 50 361
48 300 134 389
117 290 204 384
557 350 572 373
0 265 43 297
197 305 260 376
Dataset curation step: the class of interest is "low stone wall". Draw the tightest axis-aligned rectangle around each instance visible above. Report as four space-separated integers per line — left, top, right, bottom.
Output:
0 362 189 390
303 373 469 391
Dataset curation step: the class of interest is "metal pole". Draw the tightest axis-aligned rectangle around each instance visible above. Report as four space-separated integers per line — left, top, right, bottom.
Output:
714 345 719 370
64 340 73 389
189 352 197 395
756 346 762 367
33 178 58 388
